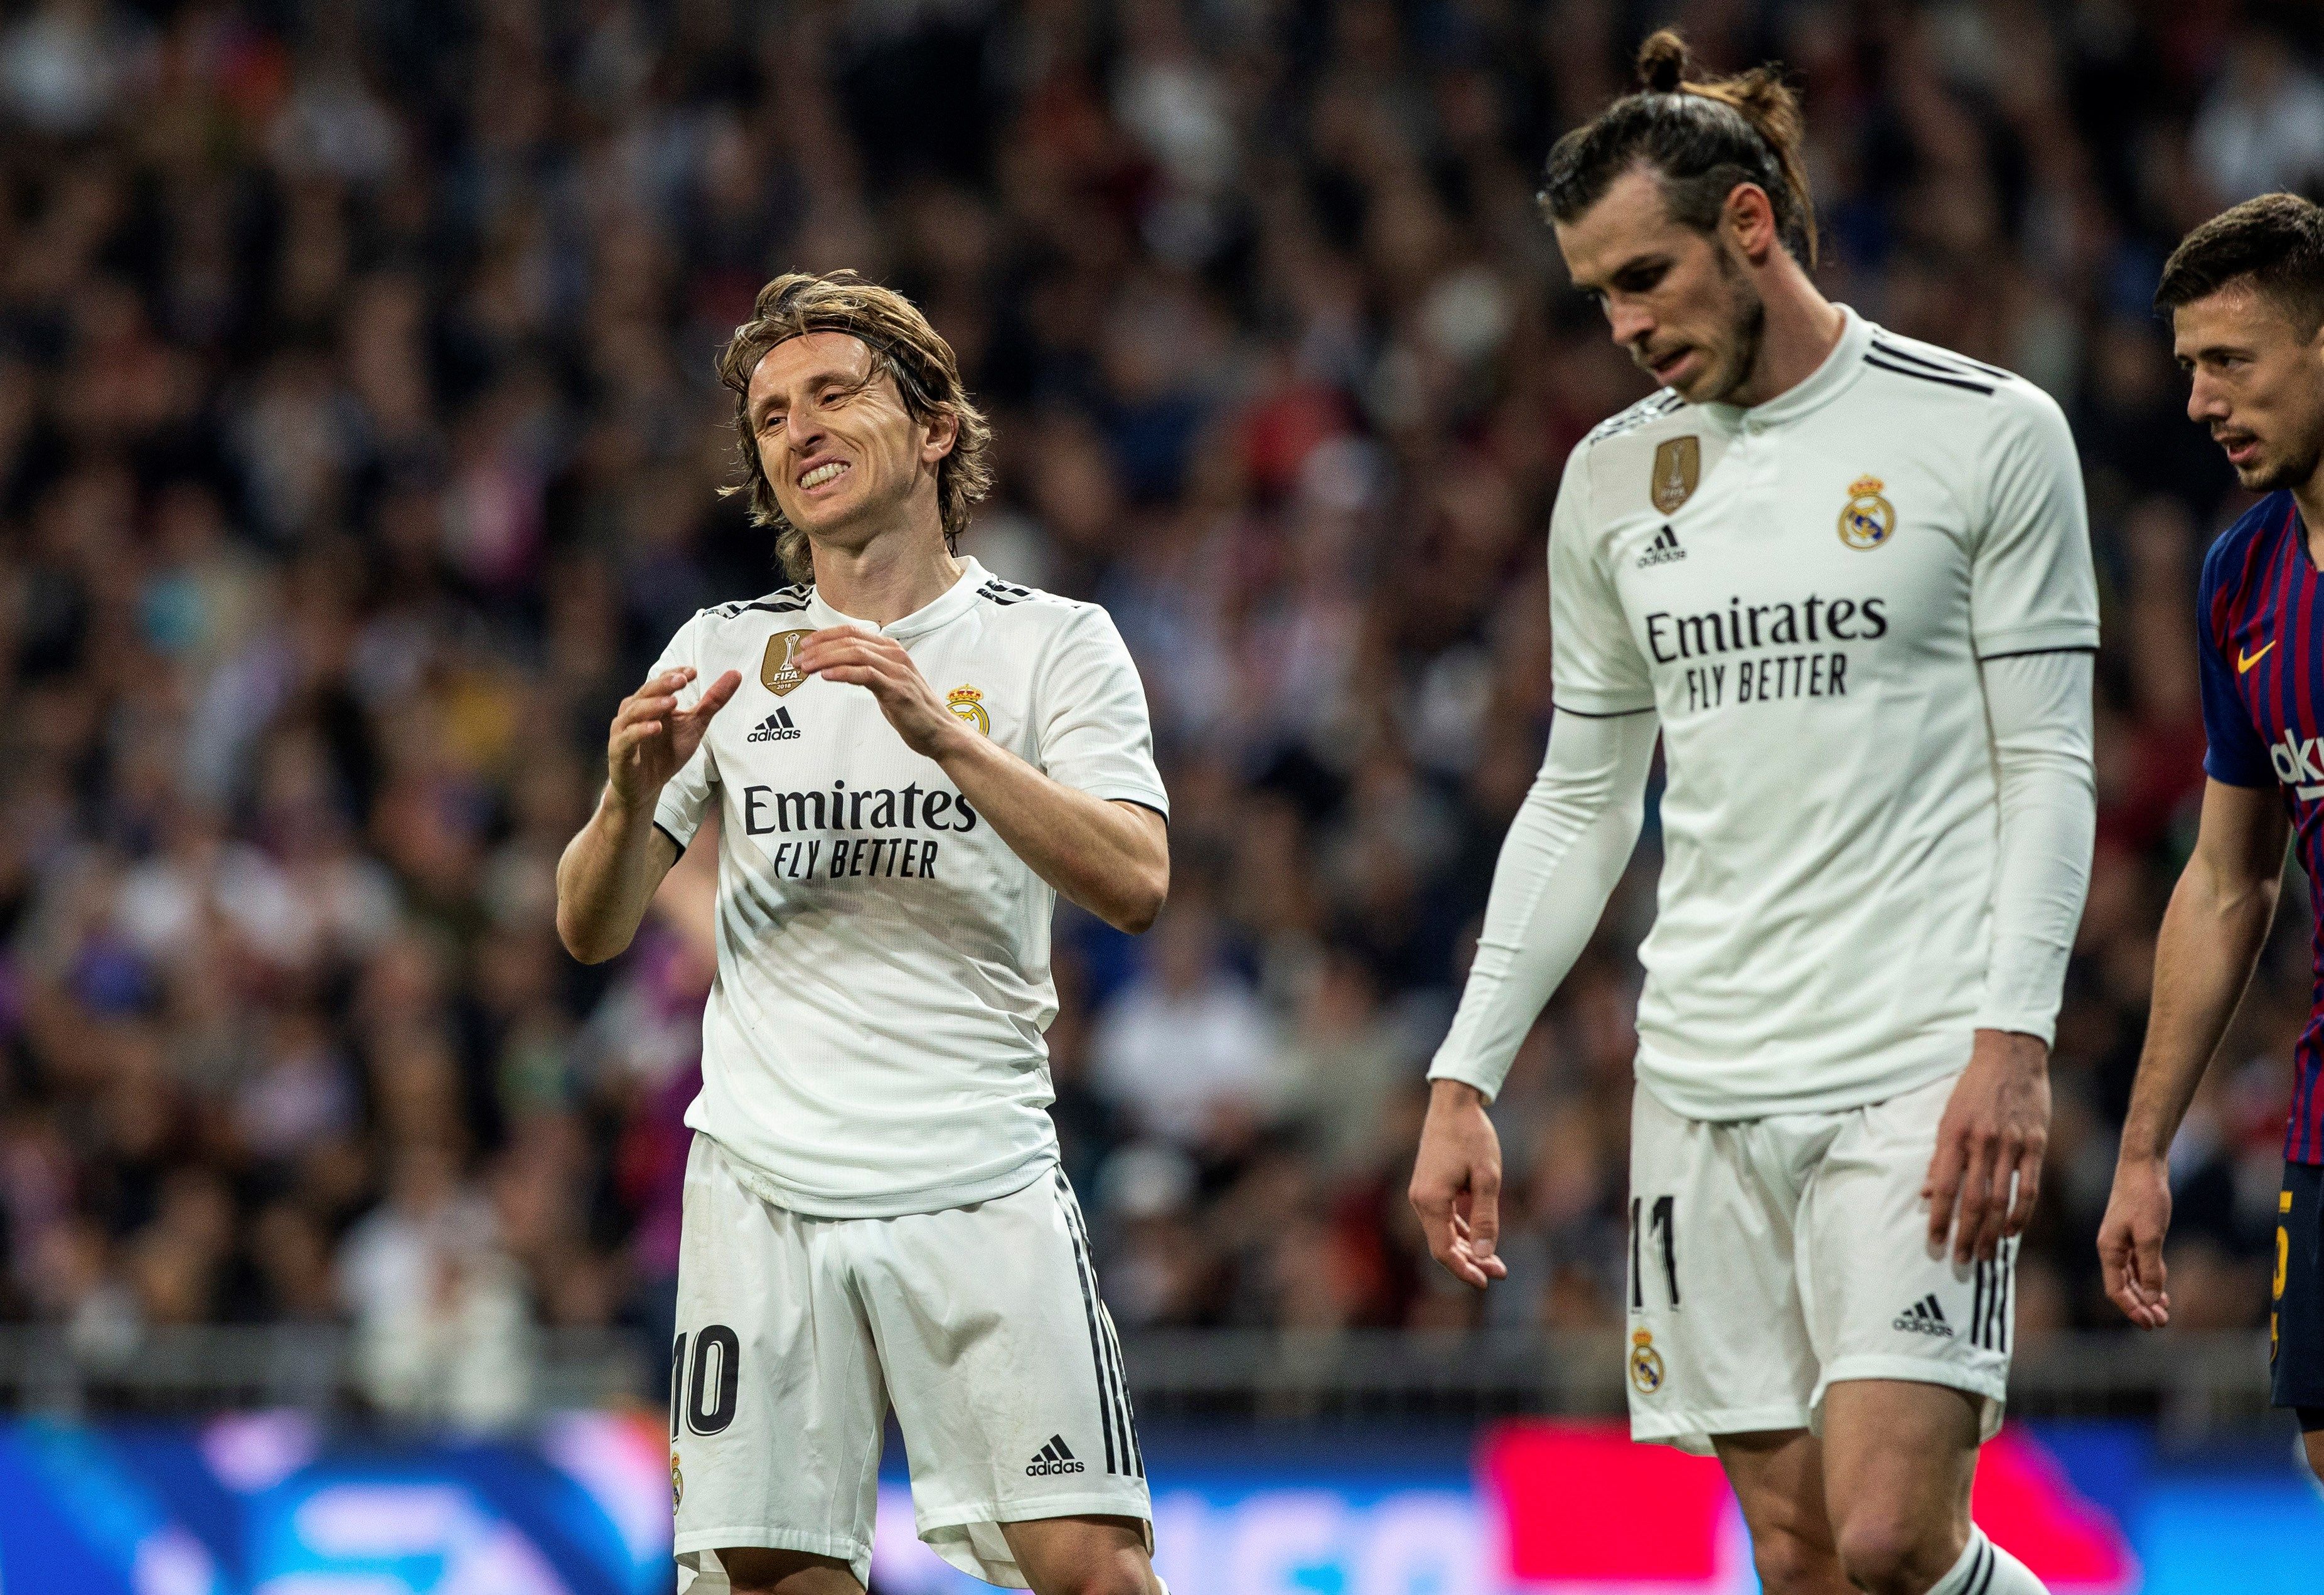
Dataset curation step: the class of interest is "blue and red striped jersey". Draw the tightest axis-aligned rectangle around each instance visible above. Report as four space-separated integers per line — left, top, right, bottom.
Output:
2200 491 2324 1163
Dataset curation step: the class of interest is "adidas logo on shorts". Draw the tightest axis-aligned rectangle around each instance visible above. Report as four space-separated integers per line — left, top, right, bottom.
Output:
1893 1294 1954 1338
747 707 801 743
1025 1435 1085 1476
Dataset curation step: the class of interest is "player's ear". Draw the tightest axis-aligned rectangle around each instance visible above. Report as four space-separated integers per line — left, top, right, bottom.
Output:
920 405 960 465
1723 181 1777 266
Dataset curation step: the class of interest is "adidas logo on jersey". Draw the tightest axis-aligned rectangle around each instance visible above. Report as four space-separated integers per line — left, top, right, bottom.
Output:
1892 1294 1954 1338
1637 523 1686 567
1025 1435 1084 1476
747 707 801 743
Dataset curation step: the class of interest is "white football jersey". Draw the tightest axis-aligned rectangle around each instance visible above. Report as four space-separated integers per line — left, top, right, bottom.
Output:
649 558 1169 1217
1499 308 2096 1119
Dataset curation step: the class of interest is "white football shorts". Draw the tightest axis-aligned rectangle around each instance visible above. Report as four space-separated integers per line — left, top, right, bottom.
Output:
1624 1070 2015 1455
670 1135 1152 1589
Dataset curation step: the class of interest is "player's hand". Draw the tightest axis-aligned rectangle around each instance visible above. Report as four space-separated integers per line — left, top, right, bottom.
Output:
1924 1028 2051 1266
1410 1079 1511 1290
608 666 741 809
795 626 965 759
2097 1154 2173 1330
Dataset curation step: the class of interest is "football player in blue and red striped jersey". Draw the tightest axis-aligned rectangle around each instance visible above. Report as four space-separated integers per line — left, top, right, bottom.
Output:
2101 193 2324 1485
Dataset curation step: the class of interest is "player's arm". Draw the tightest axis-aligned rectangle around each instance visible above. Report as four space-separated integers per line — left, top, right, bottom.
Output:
1926 386 2101 1263
556 663 742 963
1413 439 1656 1289
2099 780 2288 1326
1924 648 2095 1264
2100 523 2289 1323
793 627 1169 934
1413 706 1657 1288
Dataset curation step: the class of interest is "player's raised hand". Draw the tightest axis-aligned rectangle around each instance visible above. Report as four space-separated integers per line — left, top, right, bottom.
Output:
795 626 963 758
2097 1155 2173 1330
608 666 741 808
1924 1028 2051 1266
1410 1079 1510 1290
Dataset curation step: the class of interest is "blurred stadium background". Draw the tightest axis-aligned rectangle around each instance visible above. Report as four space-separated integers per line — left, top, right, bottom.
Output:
0 0 2319 1589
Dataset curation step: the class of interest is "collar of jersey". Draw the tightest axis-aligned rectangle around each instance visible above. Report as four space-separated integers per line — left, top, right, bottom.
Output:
806 555 989 641
1693 304 1874 434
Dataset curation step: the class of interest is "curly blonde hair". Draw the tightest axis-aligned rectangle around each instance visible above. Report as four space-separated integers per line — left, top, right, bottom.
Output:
716 270 995 582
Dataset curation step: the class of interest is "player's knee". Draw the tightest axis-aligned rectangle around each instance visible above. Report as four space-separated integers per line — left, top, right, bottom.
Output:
1747 1521 1841 1595
1833 1513 1958 1595
714 1547 860 1594
1034 1558 1154 1595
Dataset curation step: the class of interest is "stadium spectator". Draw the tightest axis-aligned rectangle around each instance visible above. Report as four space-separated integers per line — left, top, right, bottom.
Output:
0 1 2303 1383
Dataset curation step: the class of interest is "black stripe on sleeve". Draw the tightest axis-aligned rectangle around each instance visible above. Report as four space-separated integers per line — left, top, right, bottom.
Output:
1974 645 2099 664
1551 702 1656 720
1862 355 1995 395
653 821 688 858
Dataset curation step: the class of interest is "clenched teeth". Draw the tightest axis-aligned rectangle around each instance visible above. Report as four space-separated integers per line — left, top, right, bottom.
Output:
801 461 849 489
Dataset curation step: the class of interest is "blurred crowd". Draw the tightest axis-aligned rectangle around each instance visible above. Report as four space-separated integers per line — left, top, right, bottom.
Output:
0 0 2315 1421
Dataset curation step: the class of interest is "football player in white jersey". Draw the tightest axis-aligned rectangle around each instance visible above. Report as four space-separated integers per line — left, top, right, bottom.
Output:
1409 34 2095 1595
556 272 1171 1595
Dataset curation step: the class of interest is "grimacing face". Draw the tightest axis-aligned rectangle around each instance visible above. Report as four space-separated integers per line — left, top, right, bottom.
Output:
1555 165 1767 405
2172 284 2324 494
744 330 956 545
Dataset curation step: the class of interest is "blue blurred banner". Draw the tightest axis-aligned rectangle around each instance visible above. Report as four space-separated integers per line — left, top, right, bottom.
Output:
0 1414 2314 1593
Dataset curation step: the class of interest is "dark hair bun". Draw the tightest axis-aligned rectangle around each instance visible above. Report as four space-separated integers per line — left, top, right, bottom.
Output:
1636 29 1692 94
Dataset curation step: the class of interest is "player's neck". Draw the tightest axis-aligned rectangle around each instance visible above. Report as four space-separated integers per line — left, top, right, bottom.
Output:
809 518 965 626
1723 265 1845 411
2295 469 2324 568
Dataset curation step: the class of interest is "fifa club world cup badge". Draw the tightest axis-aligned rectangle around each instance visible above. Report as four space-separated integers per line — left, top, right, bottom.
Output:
671 1451 683 1510
1629 1328 1666 1395
761 630 813 695
1838 475 1896 550
1651 436 1700 514
946 685 990 735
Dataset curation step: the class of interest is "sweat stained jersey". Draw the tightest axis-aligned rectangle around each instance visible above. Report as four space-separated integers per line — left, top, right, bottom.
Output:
649 558 1169 1217
1545 307 2098 1119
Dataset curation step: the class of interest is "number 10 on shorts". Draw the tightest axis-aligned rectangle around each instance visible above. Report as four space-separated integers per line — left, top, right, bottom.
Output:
1631 1195 1680 1310
672 1326 740 1438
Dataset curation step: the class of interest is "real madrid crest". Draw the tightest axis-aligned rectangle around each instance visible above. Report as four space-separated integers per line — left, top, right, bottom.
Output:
761 629 814 695
671 1451 683 1510
946 685 990 735
1651 437 1700 514
1838 475 1895 550
1629 1328 1665 1395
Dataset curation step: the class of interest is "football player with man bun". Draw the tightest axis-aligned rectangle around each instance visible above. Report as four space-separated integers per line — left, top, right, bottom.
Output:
1413 33 2096 1595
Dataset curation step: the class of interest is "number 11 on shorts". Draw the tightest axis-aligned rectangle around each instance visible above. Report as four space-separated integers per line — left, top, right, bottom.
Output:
1631 1195 1680 1310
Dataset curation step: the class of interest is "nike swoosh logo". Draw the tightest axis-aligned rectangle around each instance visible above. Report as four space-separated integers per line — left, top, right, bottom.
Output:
2241 642 2278 674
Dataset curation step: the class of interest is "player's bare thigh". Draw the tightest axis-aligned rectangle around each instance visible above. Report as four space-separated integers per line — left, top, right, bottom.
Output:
710 1547 859 1595
1718 1386 1983 1595
713 1515 1159 1595
1711 1429 1848 1595
1002 1513 1162 1595
1819 1379 1979 1594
